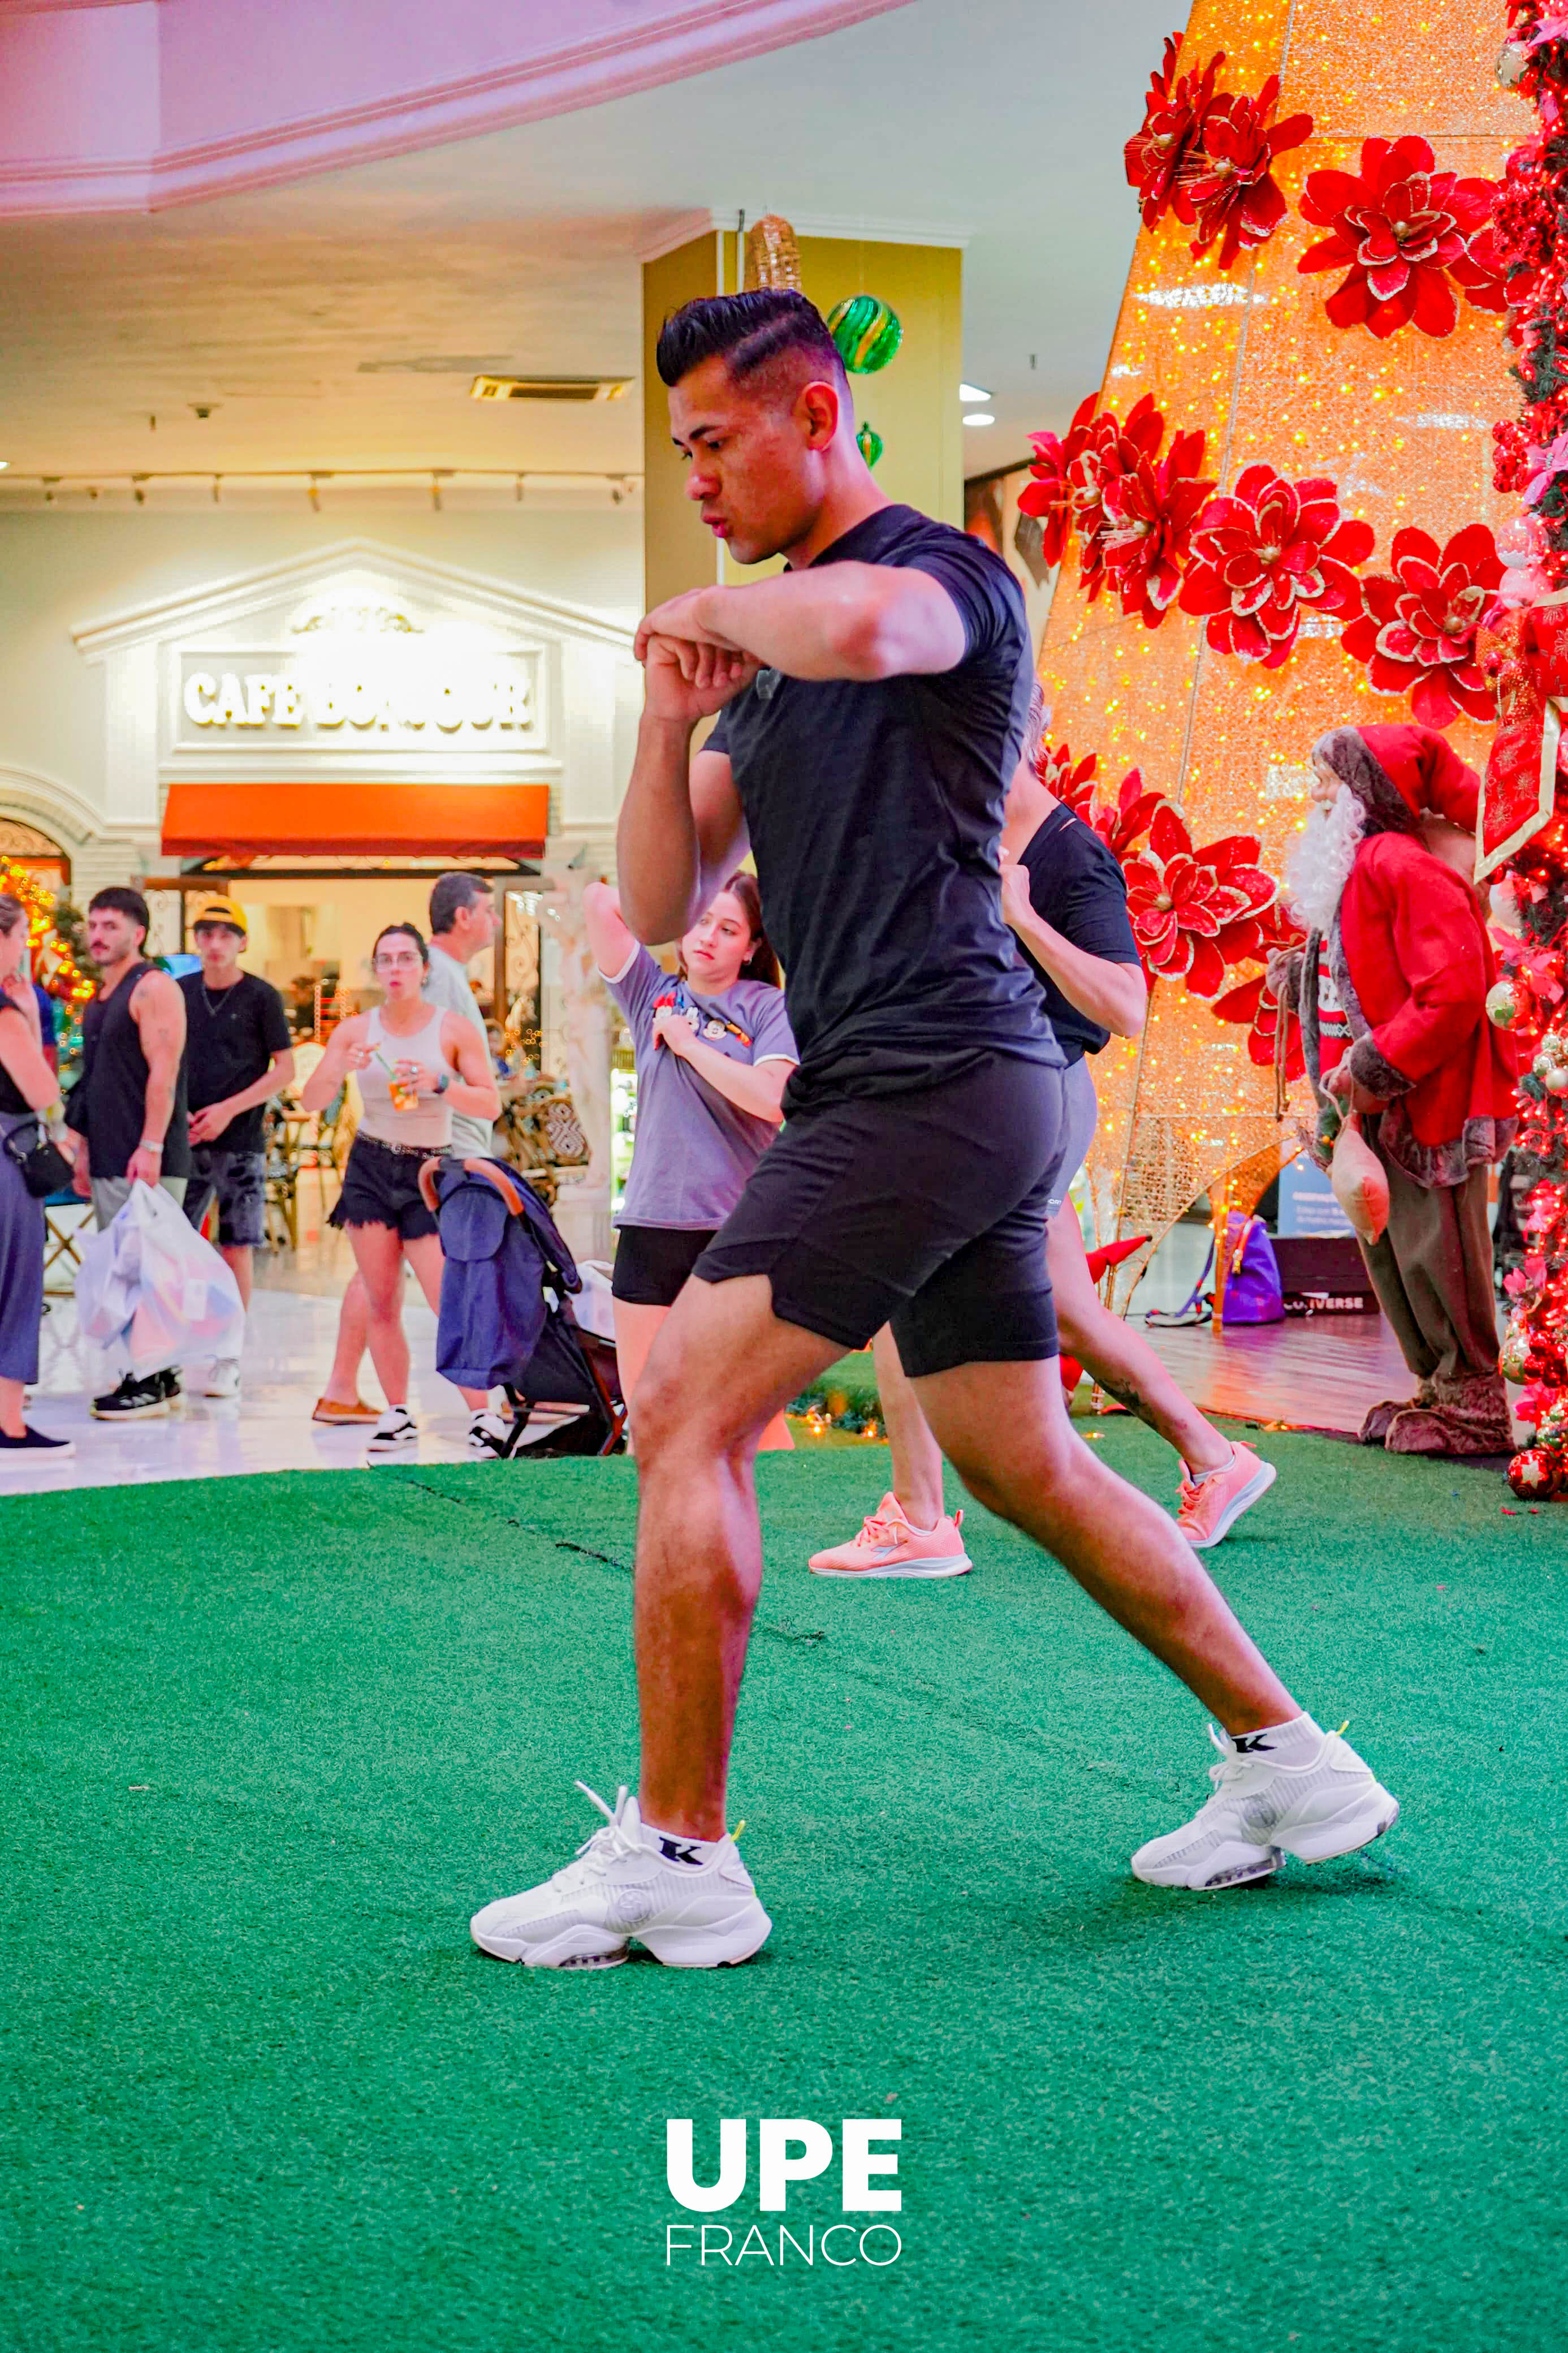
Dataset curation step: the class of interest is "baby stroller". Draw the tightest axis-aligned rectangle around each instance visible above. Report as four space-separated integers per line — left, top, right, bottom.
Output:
420 1157 627 1459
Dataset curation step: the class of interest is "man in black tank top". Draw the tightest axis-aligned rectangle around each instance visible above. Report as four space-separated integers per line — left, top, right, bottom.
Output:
67 887 191 1419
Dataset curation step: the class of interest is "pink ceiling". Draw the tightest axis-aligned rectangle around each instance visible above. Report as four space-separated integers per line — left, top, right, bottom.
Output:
0 0 914 215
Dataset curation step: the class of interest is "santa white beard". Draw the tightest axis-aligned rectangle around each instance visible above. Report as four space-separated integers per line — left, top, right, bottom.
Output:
1285 788 1368 936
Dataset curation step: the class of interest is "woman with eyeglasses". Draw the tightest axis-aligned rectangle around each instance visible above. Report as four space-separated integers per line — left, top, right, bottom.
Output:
585 869 797 1450
300 921 501 1456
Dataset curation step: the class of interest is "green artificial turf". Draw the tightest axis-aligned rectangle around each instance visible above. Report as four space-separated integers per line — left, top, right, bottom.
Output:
3 1424 1567 2352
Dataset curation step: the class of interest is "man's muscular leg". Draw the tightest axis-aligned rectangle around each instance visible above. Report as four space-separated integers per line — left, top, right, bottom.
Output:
911 1355 1296 1729
630 1273 841 1838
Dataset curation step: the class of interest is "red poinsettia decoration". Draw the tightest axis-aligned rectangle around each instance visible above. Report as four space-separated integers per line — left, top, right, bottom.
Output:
1211 971 1306 1081
1067 395 1167 604
1124 33 1224 230
1017 393 1098 570
1122 804 1278 997
1091 767 1167 861
1173 75 1312 271
1100 426 1216 626
1298 136 1506 338
1035 739 1098 818
1340 522 1505 726
1178 464 1373 667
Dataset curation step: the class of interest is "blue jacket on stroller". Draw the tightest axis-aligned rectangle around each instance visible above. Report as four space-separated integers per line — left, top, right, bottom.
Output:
420 1157 626 1458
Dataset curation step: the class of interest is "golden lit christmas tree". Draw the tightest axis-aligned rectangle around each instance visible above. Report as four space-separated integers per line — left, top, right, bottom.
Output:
1031 0 1516 1307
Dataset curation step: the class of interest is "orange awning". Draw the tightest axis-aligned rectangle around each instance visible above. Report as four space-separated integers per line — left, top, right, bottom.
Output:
161 782 549 859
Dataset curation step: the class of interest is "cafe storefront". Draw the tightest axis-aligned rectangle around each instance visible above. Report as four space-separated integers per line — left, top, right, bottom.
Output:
66 538 641 1258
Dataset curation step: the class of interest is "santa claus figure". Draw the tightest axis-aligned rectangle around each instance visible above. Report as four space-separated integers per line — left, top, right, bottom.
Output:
1273 723 1518 1456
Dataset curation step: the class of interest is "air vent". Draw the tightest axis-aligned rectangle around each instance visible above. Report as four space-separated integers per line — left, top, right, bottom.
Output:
470 376 631 403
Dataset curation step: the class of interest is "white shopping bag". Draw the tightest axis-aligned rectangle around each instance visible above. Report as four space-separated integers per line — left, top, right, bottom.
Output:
74 1181 244 1375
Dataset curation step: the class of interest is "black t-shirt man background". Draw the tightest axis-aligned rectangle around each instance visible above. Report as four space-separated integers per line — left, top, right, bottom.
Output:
178 897 294 1386
468 287 1394 1976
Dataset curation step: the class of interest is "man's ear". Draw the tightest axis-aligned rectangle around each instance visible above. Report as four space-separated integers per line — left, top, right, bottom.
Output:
796 378 842 450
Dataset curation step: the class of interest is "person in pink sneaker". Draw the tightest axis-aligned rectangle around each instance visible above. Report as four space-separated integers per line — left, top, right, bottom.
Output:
809 691 1275 1578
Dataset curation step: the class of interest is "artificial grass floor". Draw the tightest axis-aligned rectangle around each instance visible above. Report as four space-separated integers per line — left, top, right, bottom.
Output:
3 1424 1567 2352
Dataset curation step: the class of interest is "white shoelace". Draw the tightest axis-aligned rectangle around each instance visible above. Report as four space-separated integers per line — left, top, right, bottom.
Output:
556 1781 642 1883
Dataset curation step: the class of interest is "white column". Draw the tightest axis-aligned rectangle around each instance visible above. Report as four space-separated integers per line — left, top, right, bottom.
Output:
538 865 611 1264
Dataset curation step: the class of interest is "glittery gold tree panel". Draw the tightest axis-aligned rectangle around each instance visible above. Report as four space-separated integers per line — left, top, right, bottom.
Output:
1036 0 1517 1305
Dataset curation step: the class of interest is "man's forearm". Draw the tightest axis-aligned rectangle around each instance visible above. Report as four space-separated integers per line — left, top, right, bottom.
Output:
219 1055 295 1119
1014 915 1146 1036
691 564 962 683
617 713 707 942
141 1065 176 1145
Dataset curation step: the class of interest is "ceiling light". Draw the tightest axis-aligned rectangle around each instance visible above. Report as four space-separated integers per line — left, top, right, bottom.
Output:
0 460 8 472
962 411 996 428
958 383 991 404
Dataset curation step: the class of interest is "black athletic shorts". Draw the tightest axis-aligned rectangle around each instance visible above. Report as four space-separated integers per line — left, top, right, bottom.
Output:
329 1134 440 1242
694 1051 1065 1378
611 1223 716 1308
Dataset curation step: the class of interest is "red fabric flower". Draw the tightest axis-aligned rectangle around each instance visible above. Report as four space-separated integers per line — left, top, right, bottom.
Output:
1122 804 1278 997
1035 740 1098 818
1091 768 1167 861
1340 523 1505 727
1178 464 1373 667
1069 395 1168 603
1173 75 1312 272
1298 136 1505 338
1100 427 1216 626
1211 971 1306 1081
1124 34 1224 230
1017 393 1098 571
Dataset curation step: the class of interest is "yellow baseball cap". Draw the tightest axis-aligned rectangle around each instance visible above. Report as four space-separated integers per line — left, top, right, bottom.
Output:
191 894 248 936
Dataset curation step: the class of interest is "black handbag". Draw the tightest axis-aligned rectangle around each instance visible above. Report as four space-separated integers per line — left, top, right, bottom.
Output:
2 1117 74 1200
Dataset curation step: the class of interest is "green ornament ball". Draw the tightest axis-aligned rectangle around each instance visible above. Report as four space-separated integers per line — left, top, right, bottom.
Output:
1487 979 1519 1029
828 294 903 374
856 419 884 469
1501 1326 1532 1384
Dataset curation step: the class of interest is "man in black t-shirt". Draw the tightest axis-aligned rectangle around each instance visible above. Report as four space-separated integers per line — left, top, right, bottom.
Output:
179 896 293 1397
470 292 1397 1973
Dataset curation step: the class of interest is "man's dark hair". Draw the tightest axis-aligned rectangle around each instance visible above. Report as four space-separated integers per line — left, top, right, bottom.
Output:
88 886 150 942
429 872 493 937
655 290 848 397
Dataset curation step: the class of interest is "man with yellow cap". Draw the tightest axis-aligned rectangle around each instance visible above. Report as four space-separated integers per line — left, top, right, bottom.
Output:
178 897 294 1398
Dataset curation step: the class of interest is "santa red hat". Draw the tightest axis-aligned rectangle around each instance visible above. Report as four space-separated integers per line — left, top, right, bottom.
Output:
1314 722 1480 835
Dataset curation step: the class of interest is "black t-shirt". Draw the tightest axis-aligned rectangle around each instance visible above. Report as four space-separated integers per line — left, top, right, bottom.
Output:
1016 805 1143 1063
706 503 1060 1116
178 970 292 1152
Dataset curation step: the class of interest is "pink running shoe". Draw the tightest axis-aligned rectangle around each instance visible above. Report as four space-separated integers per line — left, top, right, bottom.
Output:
1175 1442 1277 1550
809 1492 973 1579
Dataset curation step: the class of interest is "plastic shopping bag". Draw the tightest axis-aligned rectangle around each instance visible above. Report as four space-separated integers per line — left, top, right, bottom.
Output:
77 1181 244 1374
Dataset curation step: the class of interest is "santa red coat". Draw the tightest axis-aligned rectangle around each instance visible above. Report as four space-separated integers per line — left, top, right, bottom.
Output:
1334 723 1517 1149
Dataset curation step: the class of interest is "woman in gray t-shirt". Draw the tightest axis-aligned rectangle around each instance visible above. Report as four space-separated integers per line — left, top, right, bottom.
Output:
584 872 797 1449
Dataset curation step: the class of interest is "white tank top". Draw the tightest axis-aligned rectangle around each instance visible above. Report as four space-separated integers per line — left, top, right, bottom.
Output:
356 1001 453 1148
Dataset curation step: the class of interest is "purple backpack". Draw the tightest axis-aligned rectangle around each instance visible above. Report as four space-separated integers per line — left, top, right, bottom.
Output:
1144 1211 1284 1328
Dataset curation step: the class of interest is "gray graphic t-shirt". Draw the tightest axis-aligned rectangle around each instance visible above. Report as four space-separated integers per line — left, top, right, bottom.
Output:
605 946 797 1230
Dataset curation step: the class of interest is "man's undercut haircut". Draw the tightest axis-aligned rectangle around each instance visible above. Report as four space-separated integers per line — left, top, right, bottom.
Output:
655 290 849 402
89 886 150 940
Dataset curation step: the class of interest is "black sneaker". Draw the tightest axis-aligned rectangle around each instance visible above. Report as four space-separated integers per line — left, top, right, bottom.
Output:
154 1368 183 1408
91 1373 169 1420
0 1425 75 1457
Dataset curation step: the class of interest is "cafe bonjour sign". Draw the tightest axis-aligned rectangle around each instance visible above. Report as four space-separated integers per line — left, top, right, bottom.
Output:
177 596 540 750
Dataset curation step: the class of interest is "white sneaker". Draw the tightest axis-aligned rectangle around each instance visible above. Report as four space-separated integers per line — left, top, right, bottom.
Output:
467 1408 513 1458
470 1782 772 1970
366 1406 418 1456
204 1359 240 1399
1131 1721 1399 1891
